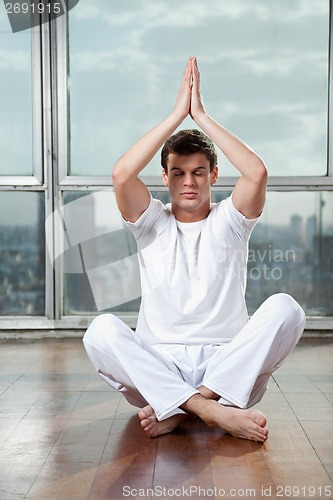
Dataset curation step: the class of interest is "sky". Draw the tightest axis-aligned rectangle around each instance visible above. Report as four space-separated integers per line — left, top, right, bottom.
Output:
0 0 331 228
68 0 329 177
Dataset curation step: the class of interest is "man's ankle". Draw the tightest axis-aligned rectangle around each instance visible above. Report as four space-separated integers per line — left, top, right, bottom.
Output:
180 393 214 417
198 385 219 400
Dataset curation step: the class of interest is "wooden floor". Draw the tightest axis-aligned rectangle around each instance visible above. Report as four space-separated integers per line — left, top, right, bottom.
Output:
0 337 332 500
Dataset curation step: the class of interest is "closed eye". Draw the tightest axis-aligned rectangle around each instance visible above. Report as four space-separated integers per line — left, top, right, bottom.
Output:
171 168 206 177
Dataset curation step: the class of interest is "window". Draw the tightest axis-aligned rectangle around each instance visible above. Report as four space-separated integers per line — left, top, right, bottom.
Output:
62 0 332 325
247 191 333 316
0 192 45 315
0 11 45 318
62 190 140 315
0 0 332 333
0 19 33 176
68 0 329 178
60 190 333 318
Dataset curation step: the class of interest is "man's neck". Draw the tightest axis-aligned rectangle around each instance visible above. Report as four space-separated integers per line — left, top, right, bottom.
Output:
172 205 211 223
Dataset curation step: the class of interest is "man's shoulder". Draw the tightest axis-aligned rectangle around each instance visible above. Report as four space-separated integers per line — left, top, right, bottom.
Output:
208 197 230 216
125 195 172 239
132 195 167 223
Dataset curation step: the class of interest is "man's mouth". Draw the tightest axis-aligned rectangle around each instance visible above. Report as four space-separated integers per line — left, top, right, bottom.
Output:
181 192 198 198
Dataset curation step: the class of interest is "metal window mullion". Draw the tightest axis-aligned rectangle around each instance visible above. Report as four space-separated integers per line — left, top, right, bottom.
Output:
0 178 45 188
52 14 69 319
32 26 43 184
57 175 333 189
55 13 68 185
328 0 333 181
40 19 56 320
139 176 333 190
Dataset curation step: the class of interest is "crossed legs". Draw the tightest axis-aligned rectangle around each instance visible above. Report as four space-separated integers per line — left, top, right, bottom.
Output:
83 293 305 443
139 386 268 442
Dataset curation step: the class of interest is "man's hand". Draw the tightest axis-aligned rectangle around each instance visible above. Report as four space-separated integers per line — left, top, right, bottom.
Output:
189 57 206 121
172 57 192 121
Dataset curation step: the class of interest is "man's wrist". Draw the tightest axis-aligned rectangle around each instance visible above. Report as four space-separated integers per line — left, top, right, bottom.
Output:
170 109 188 125
191 110 208 125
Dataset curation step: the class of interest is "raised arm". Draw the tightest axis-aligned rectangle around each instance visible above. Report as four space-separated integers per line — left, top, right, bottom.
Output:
112 59 193 222
190 58 267 219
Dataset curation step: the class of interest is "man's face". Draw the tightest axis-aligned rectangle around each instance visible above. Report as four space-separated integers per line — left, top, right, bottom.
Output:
162 152 218 222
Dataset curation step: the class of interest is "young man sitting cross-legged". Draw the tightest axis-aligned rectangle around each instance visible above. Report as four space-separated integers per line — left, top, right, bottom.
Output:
83 57 305 443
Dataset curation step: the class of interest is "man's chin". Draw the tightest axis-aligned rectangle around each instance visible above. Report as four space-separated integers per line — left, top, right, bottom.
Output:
178 200 199 211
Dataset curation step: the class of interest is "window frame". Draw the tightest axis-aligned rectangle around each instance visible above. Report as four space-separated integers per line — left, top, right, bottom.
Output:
0 4 332 335
54 5 333 332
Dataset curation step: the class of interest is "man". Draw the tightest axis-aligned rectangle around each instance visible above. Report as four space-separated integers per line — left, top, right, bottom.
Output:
83 57 305 443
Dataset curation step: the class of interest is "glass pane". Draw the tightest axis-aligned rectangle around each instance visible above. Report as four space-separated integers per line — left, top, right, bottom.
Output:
68 0 329 177
247 191 333 316
0 192 45 315
62 190 141 314
62 189 333 317
0 15 33 176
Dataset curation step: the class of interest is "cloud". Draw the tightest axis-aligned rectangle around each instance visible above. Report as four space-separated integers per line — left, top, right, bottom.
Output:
71 3 100 20
69 0 328 87
70 46 148 72
96 0 328 28
0 50 30 71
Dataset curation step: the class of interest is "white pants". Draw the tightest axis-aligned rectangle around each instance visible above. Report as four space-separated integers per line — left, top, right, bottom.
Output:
83 293 305 421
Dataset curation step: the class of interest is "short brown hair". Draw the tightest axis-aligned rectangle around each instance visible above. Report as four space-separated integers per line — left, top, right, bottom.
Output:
161 129 217 173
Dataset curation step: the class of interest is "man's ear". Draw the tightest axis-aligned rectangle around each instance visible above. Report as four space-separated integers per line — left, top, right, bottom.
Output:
210 165 218 185
162 168 169 186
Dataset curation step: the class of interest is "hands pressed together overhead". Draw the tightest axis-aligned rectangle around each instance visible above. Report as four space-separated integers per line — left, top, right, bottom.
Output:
174 56 206 122
112 55 267 223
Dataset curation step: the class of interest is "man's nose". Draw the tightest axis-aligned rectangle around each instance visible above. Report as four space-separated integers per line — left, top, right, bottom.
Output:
183 174 195 185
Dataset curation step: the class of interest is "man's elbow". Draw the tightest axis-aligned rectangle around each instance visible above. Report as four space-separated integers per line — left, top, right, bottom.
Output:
112 158 129 185
253 158 268 184
111 167 122 185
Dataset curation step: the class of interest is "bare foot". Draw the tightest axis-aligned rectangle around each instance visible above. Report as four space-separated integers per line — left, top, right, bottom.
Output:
211 405 268 442
138 405 190 438
182 395 268 443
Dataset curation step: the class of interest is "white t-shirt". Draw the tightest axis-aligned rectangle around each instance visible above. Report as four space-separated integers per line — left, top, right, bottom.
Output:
126 194 259 346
